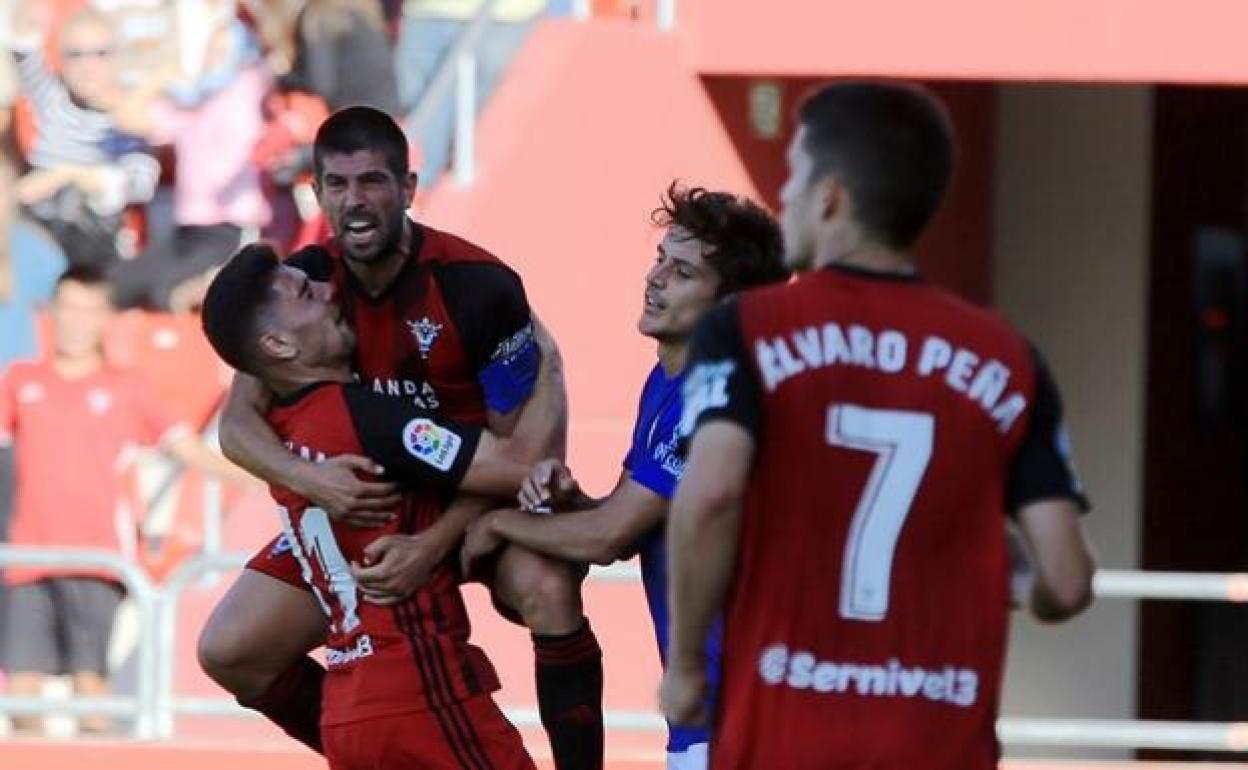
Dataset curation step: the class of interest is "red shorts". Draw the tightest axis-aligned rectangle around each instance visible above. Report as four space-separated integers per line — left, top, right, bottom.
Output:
245 533 525 623
323 696 537 770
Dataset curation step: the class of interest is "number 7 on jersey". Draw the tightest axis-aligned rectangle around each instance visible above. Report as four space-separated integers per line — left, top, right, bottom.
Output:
827 404 934 622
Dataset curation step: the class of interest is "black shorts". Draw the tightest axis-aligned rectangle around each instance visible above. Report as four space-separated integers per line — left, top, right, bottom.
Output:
2 577 124 675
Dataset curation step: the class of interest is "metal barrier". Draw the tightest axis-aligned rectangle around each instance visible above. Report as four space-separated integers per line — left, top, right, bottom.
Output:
4 545 1248 754
0 545 161 738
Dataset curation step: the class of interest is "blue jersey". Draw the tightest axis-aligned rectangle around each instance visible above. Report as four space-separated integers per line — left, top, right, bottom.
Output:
623 363 722 751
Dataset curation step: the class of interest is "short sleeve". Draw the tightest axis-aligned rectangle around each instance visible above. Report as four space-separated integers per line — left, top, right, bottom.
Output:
680 298 764 440
436 262 538 415
1005 347 1091 514
627 408 684 502
121 372 185 446
341 384 482 490
285 245 335 282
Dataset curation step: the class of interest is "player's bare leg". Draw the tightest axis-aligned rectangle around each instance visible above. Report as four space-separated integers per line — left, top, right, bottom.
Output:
8 672 44 734
72 671 112 734
492 544 602 770
197 571 327 751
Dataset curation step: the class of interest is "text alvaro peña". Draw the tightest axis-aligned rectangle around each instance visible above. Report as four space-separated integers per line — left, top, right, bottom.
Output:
755 323 1027 433
758 643 978 708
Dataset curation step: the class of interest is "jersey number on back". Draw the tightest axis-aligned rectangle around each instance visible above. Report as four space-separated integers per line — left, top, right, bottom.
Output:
827 404 934 622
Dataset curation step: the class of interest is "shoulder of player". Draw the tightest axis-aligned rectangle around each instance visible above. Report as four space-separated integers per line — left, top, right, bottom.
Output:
420 224 516 272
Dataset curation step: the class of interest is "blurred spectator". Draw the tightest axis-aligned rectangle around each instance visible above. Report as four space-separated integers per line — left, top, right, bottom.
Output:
0 157 64 671
396 0 545 188
0 266 245 735
109 12 271 312
281 0 399 115
9 1 160 270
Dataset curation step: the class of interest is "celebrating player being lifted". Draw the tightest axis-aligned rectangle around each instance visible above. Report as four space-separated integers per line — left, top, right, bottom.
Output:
197 107 603 770
200 243 556 769
460 183 788 770
661 82 1097 770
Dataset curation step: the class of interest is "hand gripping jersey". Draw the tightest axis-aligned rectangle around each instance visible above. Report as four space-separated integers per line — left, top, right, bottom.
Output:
248 222 540 585
264 381 499 728
682 266 1087 770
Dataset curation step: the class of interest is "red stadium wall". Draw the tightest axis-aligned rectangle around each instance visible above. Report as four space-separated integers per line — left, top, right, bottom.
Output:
680 0 1248 85
699 76 996 303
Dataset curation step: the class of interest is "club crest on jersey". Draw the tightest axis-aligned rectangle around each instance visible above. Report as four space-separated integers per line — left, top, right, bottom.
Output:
406 316 443 360
402 418 463 471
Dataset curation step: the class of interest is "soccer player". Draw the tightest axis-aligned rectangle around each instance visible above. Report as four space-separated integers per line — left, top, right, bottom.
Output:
199 243 555 769
198 107 602 768
660 82 1097 769
460 184 788 770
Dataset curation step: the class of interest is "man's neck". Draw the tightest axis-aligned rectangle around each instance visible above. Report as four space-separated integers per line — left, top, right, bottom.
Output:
53 351 103 379
812 240 917 276
269 366 355 399
657 338 689 377
347 218 414 297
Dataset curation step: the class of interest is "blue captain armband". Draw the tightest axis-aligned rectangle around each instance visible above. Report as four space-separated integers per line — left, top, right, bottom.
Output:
478 323 540 414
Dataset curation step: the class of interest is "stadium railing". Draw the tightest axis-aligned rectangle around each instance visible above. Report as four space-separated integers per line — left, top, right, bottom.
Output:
2 544 1248 754
0 545 162 738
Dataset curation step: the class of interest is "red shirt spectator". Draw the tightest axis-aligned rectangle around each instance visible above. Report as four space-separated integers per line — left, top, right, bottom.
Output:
0 357 187 584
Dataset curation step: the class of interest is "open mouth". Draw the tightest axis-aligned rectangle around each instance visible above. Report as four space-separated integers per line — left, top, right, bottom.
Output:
643 289 666 314
342 216 380 244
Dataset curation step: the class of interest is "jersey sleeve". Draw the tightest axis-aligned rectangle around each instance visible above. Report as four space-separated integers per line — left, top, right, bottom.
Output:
437 262 539 415
1005 347 1091 514
122 372 187 446
680 298 764 440
627 400 684 501
284 245 335 281
341 384 482 490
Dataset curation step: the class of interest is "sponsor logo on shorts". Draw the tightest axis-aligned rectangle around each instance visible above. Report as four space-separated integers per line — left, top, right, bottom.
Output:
270 533 293 557
402 418 463 471
326 634 374 668
757 643 979 708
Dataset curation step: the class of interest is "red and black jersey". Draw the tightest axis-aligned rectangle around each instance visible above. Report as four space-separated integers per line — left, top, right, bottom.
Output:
287 221 540 426
265 381 498 727
682 265 1088 770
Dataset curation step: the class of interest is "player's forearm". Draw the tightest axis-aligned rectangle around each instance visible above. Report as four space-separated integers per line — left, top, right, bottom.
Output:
489 506 618 565
667 488 742 672
429 494 492 559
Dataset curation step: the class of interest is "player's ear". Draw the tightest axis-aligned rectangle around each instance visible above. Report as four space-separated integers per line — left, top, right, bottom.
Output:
259 330 298 361
817 175 846 222
403 171 418 203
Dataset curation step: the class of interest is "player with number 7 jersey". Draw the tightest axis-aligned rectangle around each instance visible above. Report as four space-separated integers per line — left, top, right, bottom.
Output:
664 82 1095 770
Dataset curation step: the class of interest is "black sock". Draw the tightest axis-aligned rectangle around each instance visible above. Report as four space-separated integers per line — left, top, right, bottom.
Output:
533 620 604 770
236 655 324 754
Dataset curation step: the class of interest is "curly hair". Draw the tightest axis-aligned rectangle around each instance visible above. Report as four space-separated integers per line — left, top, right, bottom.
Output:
651 182 789 297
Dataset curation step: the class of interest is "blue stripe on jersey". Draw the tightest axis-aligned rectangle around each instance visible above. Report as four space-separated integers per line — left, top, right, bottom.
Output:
624 363 722 752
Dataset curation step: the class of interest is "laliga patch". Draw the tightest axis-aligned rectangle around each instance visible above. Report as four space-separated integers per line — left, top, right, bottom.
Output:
402 418 463 471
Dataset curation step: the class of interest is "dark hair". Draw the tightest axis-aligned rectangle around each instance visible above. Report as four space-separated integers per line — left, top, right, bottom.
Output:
651 182 788 296
798 81 954 249
313 105 409 181
200 243 281 375
56 264 111 293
